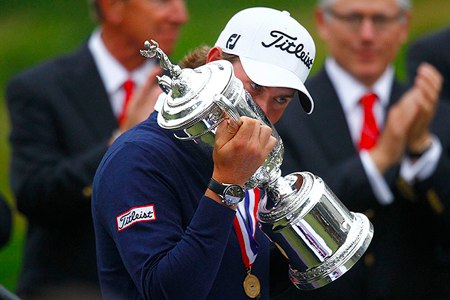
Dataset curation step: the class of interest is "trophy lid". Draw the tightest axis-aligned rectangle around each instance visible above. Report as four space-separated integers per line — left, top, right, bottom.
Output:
140 40 239 131
158 61 237 130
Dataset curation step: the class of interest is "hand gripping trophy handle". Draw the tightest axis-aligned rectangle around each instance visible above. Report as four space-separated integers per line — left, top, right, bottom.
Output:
141 40 374 290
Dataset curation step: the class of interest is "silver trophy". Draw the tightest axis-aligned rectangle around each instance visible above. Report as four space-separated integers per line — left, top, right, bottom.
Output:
141 40 373 290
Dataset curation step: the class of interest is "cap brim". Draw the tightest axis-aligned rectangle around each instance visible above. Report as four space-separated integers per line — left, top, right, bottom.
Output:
240 56 314 114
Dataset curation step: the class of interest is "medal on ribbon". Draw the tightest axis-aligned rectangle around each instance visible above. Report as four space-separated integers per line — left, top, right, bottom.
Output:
234 188 262 298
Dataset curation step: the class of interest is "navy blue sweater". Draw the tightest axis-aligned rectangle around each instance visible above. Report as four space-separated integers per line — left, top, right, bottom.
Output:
92 112 273 299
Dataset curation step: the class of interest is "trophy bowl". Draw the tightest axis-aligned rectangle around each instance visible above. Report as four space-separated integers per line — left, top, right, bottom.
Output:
258 171 373 290
141 40 373 290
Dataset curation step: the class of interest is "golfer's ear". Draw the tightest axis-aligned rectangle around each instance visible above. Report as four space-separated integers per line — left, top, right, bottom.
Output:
207 47 223 63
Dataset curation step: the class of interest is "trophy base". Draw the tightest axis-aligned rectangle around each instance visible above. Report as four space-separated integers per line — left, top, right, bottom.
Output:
288 212 374 290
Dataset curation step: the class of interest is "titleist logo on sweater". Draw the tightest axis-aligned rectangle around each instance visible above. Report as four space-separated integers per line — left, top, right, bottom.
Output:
116 205 156 231
261 30 314 69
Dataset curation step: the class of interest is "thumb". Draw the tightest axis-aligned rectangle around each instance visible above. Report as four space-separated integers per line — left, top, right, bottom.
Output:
132 66 163 106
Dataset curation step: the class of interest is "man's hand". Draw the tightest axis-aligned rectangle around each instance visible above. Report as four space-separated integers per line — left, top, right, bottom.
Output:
406 63 442 153
212 116 277 186
370 63 442 172
109 67 163 146
370 88 418 173
120 66 163 132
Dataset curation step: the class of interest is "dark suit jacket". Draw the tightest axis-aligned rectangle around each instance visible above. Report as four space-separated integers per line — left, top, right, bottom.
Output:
273 68 450 299
0 192 12 248
6 44 116 298
407 26 450 102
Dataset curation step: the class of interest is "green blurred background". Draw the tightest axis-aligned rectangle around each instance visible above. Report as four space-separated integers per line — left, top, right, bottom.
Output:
0 0 449 293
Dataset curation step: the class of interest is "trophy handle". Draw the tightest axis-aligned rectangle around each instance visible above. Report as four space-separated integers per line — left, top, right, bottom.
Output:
173 121 223 141
213 94 242 127
172 94 241 141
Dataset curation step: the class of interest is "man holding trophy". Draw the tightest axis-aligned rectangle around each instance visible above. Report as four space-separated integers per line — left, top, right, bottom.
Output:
92 7 372 299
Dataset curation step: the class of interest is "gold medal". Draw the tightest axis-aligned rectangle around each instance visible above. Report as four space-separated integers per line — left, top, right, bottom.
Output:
243 272 261 298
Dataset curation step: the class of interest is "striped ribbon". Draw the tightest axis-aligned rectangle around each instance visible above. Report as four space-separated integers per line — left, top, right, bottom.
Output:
233 188 262 269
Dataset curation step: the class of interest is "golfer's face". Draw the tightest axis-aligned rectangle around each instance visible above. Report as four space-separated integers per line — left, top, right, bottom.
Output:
231 61 295 124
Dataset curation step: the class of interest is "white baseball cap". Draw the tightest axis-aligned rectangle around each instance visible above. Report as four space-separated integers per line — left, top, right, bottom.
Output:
215 7 316 114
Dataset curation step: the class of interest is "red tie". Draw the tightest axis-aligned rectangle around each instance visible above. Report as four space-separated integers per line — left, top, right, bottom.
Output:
358 92 379 150
118 79 135 126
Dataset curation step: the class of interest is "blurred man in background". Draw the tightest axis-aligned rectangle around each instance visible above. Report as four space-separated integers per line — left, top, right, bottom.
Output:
275 0 450 299
407 25 450 103
5 0 188 298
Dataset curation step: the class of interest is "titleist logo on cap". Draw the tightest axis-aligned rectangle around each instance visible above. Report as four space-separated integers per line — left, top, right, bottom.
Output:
262 30 314 69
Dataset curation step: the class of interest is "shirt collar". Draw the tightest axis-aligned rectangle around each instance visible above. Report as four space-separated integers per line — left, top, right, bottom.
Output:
325 57 394 112
88 28 156 93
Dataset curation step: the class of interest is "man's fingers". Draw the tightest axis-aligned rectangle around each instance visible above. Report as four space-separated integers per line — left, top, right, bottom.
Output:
226 119 239 135
215 117 240 148
415 63 442 100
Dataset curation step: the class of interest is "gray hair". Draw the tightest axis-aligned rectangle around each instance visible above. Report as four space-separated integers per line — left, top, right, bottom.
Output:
318 0 411 11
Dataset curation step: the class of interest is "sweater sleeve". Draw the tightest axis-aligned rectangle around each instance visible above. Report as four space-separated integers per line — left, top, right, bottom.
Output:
93 139 237 300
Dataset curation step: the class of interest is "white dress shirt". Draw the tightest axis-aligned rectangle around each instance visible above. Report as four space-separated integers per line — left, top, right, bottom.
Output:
88 28 157 118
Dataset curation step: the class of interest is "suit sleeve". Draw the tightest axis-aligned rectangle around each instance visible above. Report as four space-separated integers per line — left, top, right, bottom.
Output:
0 193 12 248
6 72 110 226
412 132 450 222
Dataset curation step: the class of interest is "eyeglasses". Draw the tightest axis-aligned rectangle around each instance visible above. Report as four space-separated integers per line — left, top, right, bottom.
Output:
325 9 405 32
